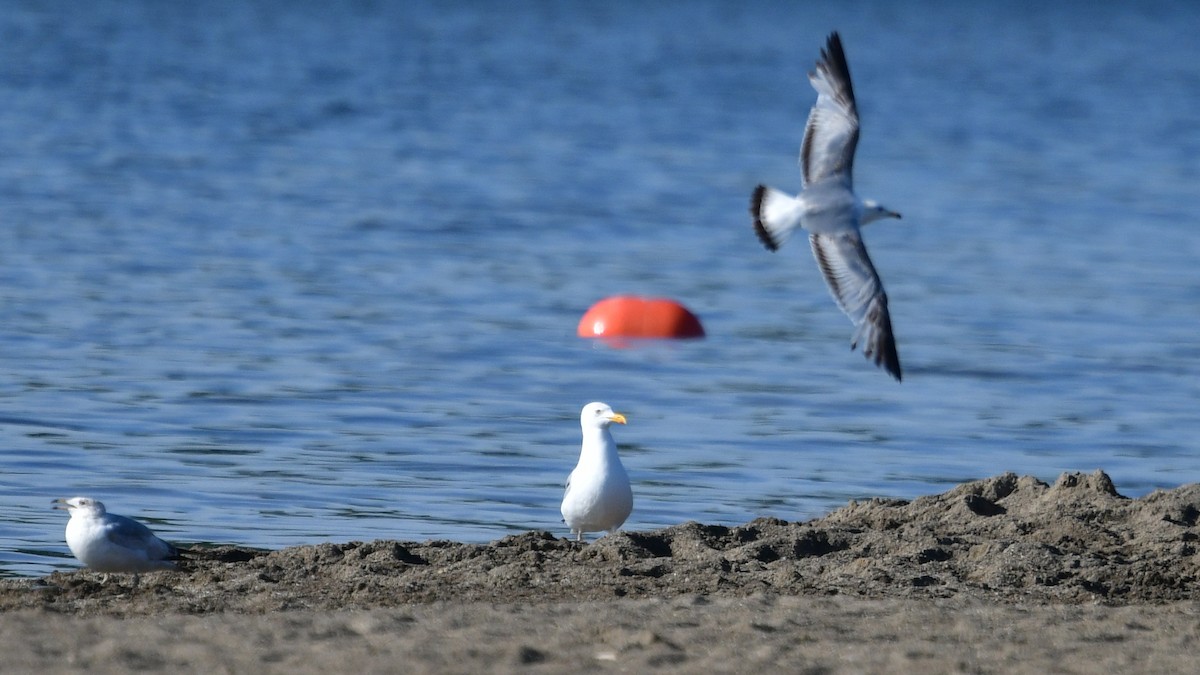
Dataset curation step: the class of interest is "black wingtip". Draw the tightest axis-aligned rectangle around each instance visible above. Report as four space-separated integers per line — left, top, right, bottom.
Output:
818 31 854 98
854 342 902 381
851 342 902 381
852 303 902 382
880 347 902 382
749 185 779 252
824 32 844 62
872 330 903 383
878 315 902 382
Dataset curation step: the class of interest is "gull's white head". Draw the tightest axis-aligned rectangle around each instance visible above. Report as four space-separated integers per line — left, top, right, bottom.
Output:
861 200 902 225
580 402 627 430
53 497 107 517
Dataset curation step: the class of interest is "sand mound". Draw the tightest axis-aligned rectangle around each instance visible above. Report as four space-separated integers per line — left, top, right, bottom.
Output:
6 470 1199 617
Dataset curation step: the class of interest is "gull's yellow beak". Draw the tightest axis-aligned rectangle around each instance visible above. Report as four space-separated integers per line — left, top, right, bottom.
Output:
609 413 627 425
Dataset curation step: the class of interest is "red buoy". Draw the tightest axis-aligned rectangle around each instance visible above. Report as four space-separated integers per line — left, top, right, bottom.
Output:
577 295 705 340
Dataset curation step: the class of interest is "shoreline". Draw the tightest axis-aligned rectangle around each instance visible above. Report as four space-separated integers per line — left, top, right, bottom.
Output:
3 469 1199 672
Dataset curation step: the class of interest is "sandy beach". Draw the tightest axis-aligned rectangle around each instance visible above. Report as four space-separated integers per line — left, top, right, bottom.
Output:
4 470 1199 673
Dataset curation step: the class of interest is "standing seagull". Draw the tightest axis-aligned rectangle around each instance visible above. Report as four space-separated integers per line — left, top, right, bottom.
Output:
560 402 633 542
750 31 903 381
53 497 179 576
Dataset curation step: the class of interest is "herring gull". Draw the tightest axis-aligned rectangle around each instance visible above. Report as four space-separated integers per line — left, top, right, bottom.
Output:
53 497 179 575
560 402 633 541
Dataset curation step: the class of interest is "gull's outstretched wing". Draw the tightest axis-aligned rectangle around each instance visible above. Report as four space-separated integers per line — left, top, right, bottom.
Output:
801 32 859 188
809 232 901 380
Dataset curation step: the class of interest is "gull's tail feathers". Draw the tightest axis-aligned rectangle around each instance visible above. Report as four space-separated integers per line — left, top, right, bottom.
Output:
751 185 805 251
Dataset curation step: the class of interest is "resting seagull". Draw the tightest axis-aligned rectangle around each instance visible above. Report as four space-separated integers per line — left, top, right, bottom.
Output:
560 402 633 542
52 497 179 578
750 31 903 381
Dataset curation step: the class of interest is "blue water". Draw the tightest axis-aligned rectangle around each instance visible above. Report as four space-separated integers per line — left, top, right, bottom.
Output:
1 1 1198 578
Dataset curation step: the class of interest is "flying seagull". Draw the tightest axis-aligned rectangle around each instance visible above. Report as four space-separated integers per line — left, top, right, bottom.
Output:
750 31 903 381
